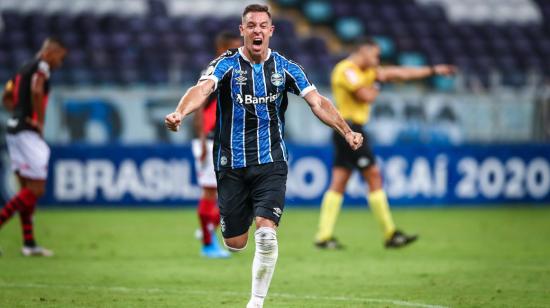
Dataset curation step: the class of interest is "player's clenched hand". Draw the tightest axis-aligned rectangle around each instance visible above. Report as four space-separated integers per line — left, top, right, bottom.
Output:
165 112 183 132
433 64 457 76
345 131 363 150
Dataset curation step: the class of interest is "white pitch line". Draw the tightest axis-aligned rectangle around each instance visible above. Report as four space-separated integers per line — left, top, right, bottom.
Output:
0 282 449 308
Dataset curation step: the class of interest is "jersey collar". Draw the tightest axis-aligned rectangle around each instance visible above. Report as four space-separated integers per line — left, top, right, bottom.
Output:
238 47 272 64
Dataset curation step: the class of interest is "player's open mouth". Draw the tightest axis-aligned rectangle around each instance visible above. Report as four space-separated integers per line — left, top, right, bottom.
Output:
253 38 263 46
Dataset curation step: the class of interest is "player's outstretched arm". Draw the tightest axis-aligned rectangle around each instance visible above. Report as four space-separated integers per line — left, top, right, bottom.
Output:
304 90 363 150
376 64 456 82
354 84 380 104
165 79 215 132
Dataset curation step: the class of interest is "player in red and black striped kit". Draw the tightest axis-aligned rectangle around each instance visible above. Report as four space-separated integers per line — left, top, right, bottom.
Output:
0 38 67 256
192 31 241 258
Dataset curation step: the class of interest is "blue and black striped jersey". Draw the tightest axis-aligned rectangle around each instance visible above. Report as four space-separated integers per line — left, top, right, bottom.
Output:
200 47 316 170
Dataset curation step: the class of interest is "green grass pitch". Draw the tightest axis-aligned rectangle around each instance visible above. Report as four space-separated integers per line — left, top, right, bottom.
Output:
0 206 549 307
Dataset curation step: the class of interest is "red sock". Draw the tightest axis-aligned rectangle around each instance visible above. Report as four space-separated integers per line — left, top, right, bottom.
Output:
18 189 38 247
198 198 217 245
209 204 220 228
0 188 36 229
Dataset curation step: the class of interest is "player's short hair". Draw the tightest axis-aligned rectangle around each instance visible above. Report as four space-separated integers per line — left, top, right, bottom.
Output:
44 36 67 49
216 31 240 46
242 4 272 19
351 37 378 51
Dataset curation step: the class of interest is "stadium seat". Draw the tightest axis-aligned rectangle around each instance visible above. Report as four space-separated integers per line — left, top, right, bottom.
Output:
2 0 550 86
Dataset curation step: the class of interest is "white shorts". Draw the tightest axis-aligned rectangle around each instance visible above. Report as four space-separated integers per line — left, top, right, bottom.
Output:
192 139 217 188
6 130 50 180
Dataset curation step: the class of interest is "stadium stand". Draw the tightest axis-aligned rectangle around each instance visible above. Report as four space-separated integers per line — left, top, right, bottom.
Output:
1 0 548 145
2 0 549 89
273 0 550 89
0 0 335 86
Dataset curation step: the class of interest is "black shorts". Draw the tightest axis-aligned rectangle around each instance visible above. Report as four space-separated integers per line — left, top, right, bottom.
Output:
333 123 376 170
216 161 288 238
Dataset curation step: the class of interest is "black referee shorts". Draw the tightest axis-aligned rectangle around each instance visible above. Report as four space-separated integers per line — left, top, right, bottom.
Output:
333 122 376 170
216 161 288 238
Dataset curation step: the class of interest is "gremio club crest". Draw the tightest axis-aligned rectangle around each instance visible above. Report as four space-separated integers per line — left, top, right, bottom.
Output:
271 73 283 87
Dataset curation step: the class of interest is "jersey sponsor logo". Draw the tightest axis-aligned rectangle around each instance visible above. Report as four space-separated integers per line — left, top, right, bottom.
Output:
236 93 280 105
270 73 283 87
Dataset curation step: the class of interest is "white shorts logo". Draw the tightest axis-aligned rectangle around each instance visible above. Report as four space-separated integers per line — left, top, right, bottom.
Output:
220 217 226 233
220 156 228 166
358 157 370 168
273 207 282 218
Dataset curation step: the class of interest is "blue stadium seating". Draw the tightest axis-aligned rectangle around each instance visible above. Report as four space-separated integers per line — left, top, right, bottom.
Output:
0 1 334 86
2 0 550 88
274 0 550 88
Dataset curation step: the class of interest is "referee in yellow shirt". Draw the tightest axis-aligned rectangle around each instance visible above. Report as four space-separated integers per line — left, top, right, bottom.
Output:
315 37 456 249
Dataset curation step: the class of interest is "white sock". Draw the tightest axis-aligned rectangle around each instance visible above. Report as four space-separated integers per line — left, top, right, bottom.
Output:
249 227 278 307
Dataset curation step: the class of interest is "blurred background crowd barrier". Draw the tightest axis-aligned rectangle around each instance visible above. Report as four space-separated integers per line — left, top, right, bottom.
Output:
0 0 549 206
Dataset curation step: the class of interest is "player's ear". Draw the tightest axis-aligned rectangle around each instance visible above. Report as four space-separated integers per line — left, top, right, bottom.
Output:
269 25 274 37
239 24 244 37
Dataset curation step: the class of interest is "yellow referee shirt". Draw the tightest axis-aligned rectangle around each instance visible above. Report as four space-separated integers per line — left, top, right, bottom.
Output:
331 59 377 125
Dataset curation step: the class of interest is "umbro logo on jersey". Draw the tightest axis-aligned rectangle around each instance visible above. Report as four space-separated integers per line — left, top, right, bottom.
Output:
235 75 247 85
237 93 280 105
234 69 248 85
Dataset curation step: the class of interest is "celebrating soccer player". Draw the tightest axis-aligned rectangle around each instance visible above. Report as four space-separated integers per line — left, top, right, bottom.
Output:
0 38 67 256
192 31 241 258
165 4 362 307
315 37 456 249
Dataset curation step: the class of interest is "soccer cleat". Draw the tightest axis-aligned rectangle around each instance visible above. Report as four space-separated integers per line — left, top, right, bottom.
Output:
314 237 345 250
246 301 263 308
246 297 264 308
21 246 54 257
385 230 418 248
201 243 230 259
